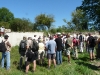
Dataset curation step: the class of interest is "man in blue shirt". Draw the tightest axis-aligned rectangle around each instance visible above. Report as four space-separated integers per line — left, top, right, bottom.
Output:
46 36 57 69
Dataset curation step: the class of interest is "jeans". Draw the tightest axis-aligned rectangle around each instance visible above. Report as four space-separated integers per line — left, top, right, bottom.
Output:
1 51 10 69
88 47 94 53
56 50 62 65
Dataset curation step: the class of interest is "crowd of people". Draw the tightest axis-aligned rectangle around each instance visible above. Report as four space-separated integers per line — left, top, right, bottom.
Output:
0 31 100 74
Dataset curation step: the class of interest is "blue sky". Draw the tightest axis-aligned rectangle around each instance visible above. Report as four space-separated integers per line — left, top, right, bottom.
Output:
0 0 82 27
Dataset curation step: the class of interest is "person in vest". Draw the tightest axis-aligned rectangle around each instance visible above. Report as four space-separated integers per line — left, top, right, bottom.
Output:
38 38 45 65
19 36 27 69
46 36 57 69
65 34 72 63
1 34 11 70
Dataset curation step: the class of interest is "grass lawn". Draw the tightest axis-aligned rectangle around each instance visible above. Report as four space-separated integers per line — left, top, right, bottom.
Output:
0 46 100 75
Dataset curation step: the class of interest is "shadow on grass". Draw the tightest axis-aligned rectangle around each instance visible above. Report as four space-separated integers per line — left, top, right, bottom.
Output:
79 57 90 62
13 59 48 72
75 61 98 70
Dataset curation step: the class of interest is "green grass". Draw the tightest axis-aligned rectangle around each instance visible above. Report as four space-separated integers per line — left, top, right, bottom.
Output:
0 46 100 75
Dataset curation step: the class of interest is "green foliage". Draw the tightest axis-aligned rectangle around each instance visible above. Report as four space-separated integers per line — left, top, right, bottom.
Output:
0 22 10 28
10 18 33 32
71 9 88 30
35 14 55 30
49 28 57 34
0 7 14 22
0 46 100 75
77 0 100 30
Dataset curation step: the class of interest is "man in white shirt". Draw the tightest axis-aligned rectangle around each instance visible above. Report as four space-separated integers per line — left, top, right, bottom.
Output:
0 26 5 36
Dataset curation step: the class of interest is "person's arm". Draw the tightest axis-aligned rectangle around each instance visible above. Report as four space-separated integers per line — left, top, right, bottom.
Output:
7 41 11 47
45 42 48 51
55 43 57 51
71 40 74 48
87 37 89 45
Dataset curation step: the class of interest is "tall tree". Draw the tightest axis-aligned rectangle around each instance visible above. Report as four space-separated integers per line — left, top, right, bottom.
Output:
0 7 14 28
0 22 10 28
71 9 88 30
63 9 88 31
34 14 55 30
77 0 100 30
0 7 14 22
10 18 32 32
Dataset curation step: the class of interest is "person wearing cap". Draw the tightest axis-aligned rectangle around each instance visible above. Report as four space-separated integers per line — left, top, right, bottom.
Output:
46 35 57 69
1 35 11 70
55 34 63 65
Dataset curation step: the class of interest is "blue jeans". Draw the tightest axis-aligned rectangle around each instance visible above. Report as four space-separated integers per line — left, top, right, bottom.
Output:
1 51 10 69
56 50 62 65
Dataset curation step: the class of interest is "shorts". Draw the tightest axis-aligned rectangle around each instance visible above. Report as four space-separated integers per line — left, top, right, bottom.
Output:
38 50 44 59
26 51 38 62
88 47 94 53
47 53 55 60
26 51 35 62
25 59 36 66
66 49 70 55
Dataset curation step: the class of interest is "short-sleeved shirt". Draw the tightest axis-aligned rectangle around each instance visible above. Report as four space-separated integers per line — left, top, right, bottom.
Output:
38 42 45 51
65 37 72 49
46 40 56 54
87 36 95 47
0 27 5 32
55 37 62 50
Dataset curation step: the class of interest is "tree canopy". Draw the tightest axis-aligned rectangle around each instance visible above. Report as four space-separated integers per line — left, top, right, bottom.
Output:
77 0 100 30
0 7 14 22
34 14 55 30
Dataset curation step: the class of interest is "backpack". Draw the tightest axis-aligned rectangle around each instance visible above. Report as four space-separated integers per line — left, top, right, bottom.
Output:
31 39 39 52
0 41 7 52
19 40 27 52
26 50 34 60
89 36 96 47
79 35 84 42
73 38 78 46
